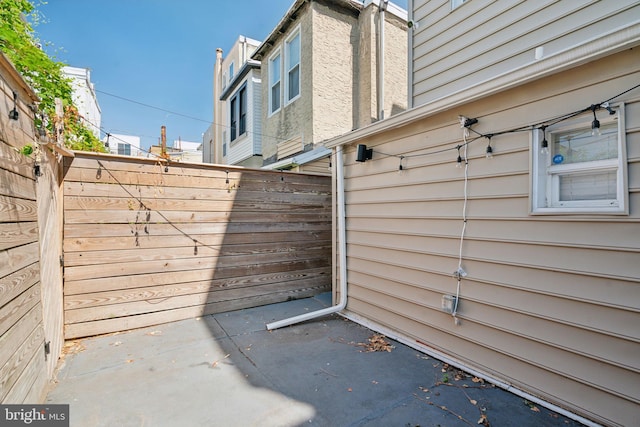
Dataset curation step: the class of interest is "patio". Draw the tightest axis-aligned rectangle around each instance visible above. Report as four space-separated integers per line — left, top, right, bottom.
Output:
46 293 584 427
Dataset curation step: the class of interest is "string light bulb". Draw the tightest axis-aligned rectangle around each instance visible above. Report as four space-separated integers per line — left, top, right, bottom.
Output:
456 146 463 168
398 156 405 172
485 135 493 159
8 91 19 128
591 104 601 136
539 126 549 155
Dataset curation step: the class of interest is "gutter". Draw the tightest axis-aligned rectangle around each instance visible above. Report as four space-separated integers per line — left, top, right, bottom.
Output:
261 146 331 170
266 145 347 330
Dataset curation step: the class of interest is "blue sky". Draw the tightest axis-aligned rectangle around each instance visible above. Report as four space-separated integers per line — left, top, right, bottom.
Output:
34 0 407 152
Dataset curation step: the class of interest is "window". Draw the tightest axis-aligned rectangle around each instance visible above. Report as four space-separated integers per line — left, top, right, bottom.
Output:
230 96 237 141
269 50 281 114
239 86 247 136
531 104 627 214
229 62 234 80
285 30 300 103
117 143 131 156
229 84 248 142
223 142 227 157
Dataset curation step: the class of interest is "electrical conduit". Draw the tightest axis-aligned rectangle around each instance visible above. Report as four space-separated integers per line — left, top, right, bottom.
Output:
266 145 347 330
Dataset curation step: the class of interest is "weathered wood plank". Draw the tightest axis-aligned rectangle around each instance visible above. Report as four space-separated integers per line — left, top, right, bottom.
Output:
64 195 329 213
0 243 39 280
64 230 331 252
67 155 330 183
0 305 42 370
63 221 331 238
65 278 329 324
1 343 45 404
0 321 44 402
64 285 328 339
63 240 331 267
0 263 40 309
0 195 37 223
64 258 331 295
64 267 331 310
0 222 38 251
65 163 331 192
0 168 35 200
0 283 41 337
63 209 331 224
63 181 331 203
63 247 331 281
0 141 33 179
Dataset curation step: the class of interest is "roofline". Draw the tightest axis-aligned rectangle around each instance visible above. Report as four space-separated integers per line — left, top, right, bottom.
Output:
252 0 363 60
220 59 261 100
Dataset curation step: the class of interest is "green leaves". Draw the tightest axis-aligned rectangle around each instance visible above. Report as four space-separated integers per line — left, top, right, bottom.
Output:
0 0 106 152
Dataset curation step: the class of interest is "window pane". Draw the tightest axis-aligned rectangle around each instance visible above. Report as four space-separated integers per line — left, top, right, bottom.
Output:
552 122 617 164
230 97 237 141
271 82 281 112
288 65 300 100
559 171 617 201
270 54 280 84
239 87 247 135
287 34 300 67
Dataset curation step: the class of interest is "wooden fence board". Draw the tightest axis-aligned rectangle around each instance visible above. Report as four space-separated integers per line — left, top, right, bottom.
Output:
63 153 332 337
63 258 331 295
1 69 53 405
0 195 37 223
64 230 331 252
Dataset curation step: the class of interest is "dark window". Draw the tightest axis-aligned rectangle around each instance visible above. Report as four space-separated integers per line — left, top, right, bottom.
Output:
230 84 248 142
230 96 237 142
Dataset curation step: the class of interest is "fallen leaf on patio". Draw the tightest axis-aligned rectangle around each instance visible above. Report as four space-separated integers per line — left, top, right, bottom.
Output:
110 341 122 346
146 330 162 336
472 377 484 384
358 334 394 352
469 399 477 405
125 359 134 363
477 414 489 425
530 406 540 412
371 380 378 385
211 354 231 368
419 386 429 393
347 388 353 392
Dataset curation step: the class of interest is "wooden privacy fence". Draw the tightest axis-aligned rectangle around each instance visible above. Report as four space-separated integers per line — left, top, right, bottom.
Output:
63 153 332 338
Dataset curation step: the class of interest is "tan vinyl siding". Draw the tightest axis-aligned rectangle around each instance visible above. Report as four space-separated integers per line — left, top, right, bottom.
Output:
411 0 640 107
338 48 640 426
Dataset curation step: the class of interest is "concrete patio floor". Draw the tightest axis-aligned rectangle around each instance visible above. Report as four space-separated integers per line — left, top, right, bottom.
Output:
46 293 585 427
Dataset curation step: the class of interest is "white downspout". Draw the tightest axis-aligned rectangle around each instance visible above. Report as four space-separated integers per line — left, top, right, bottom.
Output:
266 145 347 330
377 0 388 121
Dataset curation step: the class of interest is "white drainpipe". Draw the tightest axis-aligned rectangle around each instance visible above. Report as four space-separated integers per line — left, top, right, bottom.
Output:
266 145 348 330
377 0 388 121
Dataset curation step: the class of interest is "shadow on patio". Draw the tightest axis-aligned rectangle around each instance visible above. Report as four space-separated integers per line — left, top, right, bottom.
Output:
47 293 585 427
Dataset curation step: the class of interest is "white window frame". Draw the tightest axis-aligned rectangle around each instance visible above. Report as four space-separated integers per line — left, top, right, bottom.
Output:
268 48 282 116
284 26 301 105
531 103 628 215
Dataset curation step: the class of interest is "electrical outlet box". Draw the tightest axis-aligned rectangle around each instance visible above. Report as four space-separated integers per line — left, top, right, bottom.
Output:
441 295 458 314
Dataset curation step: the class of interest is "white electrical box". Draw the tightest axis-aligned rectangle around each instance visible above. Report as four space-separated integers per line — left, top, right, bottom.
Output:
441 295 458 313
